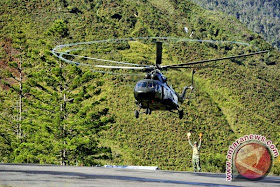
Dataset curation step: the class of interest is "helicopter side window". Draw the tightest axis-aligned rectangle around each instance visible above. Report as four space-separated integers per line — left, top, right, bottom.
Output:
136 82 142 88
148 82 155 89
155 84 159 91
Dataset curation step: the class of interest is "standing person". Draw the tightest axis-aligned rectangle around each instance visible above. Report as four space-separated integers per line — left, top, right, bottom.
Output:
187 132 202 172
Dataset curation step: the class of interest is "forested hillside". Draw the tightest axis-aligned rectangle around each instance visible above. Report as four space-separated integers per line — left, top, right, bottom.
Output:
0 0 279 174
190 0 280 49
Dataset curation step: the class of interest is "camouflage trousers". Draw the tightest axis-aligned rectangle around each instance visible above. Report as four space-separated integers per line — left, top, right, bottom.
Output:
192 156 201 172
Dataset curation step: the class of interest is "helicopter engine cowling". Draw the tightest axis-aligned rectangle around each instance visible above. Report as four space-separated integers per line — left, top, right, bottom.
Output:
145 73 151 79
151 73 157 80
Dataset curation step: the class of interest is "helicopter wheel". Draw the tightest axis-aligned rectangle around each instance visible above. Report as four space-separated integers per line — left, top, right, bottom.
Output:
145 108 151 115
179 109 184 119
135 110 140 118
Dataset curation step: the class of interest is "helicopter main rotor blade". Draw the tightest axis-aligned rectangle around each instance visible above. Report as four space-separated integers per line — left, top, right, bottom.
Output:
164 65 218 69
156 41 163 66
94 65 152 70
163 50 269 68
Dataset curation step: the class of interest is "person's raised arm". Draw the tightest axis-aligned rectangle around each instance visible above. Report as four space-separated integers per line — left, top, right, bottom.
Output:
187 132 193 147
198 136 202 150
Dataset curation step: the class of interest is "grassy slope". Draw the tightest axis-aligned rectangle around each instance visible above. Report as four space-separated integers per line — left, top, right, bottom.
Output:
0 0 279 173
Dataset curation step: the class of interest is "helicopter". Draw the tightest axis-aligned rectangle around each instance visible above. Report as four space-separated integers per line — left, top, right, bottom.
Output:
133 68 194 119
51 39 268 119
133 42 195 119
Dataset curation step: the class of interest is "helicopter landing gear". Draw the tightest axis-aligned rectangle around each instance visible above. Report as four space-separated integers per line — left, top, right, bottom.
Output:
135 108 152 118
179 109 184 119
145 108 152 115
135 110 139 119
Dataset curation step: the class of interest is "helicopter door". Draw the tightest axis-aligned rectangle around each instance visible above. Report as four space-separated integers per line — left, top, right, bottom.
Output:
163 86 178 103
172 92 178 104
159 85 164 101
163 87 172 100
155 83 162 100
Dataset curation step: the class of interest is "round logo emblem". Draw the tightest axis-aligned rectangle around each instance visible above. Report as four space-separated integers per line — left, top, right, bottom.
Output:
234 142 272 180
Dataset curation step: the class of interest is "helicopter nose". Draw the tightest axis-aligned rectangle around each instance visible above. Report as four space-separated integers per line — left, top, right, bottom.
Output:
134 87 155 100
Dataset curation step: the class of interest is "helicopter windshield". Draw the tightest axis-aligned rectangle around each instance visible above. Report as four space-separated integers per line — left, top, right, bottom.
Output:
136 81 157 89
136 81 147 88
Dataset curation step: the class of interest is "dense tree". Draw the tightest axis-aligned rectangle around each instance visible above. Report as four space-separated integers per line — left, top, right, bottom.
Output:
190 0 280 49
47 20 70 38
0 31 29 139
0 29 31 161
12 51 114 165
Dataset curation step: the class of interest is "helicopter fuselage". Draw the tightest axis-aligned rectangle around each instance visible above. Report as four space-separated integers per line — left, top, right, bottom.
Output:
133 70 180 111
134 79 179 111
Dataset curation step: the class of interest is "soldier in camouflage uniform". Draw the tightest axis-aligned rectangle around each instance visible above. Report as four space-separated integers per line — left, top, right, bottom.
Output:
188 134 202 172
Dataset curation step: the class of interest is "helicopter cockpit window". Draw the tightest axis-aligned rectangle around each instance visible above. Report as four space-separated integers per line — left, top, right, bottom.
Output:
136 82 147 88
141 82 147 88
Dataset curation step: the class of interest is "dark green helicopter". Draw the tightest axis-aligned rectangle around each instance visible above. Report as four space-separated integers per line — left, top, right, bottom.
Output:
133 68 193 119
133 42 195 119
52 39 268 119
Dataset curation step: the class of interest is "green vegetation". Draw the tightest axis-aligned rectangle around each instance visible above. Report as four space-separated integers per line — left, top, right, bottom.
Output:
190 0 280 49
0 0 279 174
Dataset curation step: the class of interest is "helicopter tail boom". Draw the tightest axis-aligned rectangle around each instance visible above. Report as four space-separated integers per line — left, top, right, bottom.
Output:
179 69 195 103
179 85 194 103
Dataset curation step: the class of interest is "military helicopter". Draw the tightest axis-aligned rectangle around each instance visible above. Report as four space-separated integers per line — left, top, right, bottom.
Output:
52 39 268 119
133 42 195 119
133 68 193 119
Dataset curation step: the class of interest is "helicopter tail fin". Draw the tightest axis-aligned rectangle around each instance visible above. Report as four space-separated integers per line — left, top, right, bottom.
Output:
179 85 194 103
